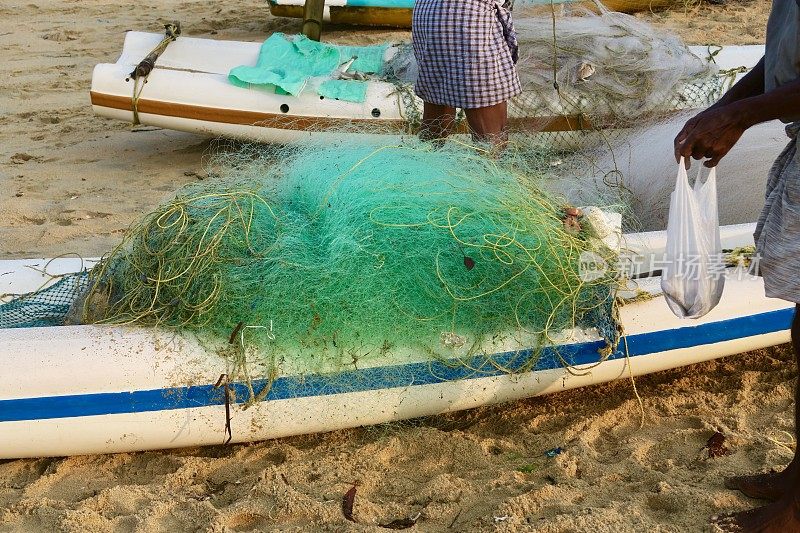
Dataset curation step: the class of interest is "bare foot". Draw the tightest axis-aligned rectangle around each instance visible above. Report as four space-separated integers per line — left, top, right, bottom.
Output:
725 469 796 502
712 497 800 532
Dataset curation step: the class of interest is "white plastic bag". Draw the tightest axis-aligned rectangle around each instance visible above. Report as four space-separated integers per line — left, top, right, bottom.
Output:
661 158 725 319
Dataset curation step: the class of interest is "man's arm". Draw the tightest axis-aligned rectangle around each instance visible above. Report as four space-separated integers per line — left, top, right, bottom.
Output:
734 69 800 126
673 57 768 167
712 57 766 109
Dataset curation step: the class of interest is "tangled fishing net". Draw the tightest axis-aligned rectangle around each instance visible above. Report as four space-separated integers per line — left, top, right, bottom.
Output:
65 138 621 380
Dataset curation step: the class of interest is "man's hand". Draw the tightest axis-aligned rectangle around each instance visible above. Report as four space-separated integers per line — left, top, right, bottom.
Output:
672 57 766 168
674 103 751 168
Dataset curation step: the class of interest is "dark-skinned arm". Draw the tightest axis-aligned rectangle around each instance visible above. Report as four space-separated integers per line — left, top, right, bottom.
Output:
674 57 770 167
711 57 766 109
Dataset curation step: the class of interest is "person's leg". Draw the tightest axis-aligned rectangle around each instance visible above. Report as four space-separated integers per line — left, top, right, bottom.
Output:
725 306 800 501
420 102 456 142
464 101 509 148
713 305 800 531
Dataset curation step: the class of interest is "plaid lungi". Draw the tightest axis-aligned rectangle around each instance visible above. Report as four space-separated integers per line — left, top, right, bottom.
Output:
412 0 522 109
754 122 800 303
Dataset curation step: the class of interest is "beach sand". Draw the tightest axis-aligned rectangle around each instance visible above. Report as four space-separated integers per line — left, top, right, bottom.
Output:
0 1 793 531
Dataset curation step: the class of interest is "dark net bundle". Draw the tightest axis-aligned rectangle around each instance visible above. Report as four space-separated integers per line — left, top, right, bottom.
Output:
79 137 621 377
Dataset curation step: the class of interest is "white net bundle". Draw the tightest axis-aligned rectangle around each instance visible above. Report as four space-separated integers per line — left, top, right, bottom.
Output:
385 1 722 137
510 2 720 126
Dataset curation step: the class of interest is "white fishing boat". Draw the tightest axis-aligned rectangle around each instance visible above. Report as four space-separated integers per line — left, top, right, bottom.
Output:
9 11 786 460
0 222 792 459
89 29 765 145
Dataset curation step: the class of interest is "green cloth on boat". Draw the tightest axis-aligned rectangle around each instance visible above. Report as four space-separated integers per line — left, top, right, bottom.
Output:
229 33 388 102
338 43 388 75
229 33 338 94
318 79 369 102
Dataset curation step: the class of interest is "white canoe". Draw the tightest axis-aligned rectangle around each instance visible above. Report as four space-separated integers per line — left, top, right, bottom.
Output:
0 222 792 459
90 32 765 145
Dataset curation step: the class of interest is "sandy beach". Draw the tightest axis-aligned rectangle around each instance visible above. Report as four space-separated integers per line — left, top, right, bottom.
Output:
0 1 793 531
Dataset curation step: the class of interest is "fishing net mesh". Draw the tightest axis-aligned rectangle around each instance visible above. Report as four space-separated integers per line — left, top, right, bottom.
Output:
377 2 744 235
0 271 89 329
67 137 621 379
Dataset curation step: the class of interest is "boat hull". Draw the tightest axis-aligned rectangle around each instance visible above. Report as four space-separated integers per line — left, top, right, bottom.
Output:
90 33 762 146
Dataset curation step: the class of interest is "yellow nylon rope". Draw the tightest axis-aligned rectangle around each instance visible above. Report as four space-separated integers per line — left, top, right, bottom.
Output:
129 22 181 126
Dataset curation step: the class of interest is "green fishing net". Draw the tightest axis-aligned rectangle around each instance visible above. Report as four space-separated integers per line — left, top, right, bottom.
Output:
70 138 620 376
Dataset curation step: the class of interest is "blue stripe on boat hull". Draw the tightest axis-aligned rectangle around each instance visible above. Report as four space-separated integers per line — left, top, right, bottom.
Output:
0 307 794 423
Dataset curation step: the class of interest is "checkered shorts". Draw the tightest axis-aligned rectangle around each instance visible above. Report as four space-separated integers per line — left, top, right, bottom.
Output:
412 0 522 109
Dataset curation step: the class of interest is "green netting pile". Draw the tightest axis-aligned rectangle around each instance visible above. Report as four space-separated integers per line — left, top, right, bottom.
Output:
78 138 619 373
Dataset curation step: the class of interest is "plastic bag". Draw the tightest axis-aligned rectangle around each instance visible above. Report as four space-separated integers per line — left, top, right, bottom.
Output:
661 159 725 319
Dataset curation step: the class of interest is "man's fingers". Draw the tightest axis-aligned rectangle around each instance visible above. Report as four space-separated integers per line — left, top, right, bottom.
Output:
673 110 743 169
705 150 723 167
705 144 734 168
677 143 696 168
691 142 707 161
674 129 689 147
673 119 699 162
704 130 744 168
676 114 701 139
678 132 698 159
677 130 708 168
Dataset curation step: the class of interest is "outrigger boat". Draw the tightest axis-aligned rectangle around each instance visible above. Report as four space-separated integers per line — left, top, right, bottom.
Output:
268 0 414 27
89 28 765 145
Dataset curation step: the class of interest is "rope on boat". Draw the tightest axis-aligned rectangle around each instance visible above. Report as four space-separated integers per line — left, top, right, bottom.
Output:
213 373 233 445
127 21 181 126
